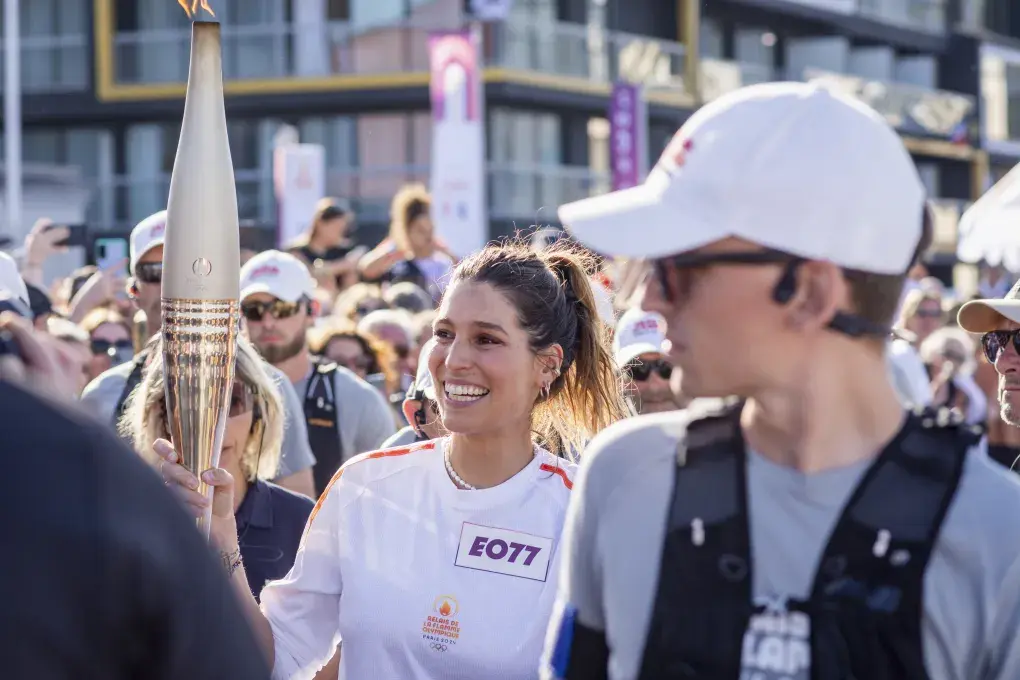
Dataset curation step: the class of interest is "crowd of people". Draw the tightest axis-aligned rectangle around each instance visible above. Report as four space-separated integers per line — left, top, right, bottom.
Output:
4 81 1020 679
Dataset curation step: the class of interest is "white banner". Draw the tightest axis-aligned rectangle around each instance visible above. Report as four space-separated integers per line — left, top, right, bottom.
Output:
273 143 326 248
429 31 487 257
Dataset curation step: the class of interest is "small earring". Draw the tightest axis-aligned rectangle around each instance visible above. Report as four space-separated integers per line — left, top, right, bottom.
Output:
541 383 551 401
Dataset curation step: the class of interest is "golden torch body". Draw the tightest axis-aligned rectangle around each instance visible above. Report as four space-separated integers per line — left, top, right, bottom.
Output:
162 21 240 537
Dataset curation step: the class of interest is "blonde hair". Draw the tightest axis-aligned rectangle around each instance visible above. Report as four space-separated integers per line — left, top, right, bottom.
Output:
448 240 629 456
388 183 431 253
118 336 285 481
896 288 944 330
80 307 130 337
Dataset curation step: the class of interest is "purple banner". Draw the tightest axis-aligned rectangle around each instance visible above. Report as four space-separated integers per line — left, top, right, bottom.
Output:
429 31 480 122
609 82 648 191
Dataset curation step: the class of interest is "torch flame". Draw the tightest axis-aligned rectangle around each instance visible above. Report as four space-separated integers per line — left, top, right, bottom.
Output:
177 0 215 18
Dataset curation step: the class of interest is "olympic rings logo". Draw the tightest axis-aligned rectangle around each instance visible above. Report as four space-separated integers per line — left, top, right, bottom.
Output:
430 643 448 652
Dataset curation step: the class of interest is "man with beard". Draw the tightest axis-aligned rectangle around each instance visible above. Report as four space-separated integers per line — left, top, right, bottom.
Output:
613 308 685 414
958 281 1020 471
81 211 318 497
239 250 395 494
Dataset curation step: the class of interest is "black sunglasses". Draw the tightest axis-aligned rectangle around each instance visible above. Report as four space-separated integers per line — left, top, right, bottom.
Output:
626 358 673 382
654 250 793 303
241 299 306 322
90 338 133 357
135 262 163 284
982 330 1020 364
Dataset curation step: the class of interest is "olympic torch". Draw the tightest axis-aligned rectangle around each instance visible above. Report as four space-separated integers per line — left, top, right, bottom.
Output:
162 18 240 538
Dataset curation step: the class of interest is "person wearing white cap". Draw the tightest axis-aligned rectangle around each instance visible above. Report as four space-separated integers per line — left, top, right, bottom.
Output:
81 213 318 499
239 249 396 496
612 308 682 415
381 339 445 448
543 82 1020 680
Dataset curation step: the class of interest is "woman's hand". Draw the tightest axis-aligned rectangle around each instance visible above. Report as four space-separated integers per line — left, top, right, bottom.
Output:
154 438 240 552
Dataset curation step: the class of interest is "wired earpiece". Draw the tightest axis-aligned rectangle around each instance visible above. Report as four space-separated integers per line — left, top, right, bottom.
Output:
771 260 802 305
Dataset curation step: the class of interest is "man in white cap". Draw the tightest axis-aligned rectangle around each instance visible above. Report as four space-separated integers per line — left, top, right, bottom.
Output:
240 249 395 495
81 213 318 498
958 280 1020 471
542 82 1020 680
613 307 683 415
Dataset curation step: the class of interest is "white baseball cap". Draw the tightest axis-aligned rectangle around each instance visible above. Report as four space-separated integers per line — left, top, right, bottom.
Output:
559 82 925 275
0 251 31 316
613 307 667 367
239 249 316 303
958 279 1020 333
130 210 167 273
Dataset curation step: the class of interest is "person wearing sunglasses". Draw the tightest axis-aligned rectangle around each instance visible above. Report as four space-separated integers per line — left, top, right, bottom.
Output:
612 308 683 415
120 335 314 604
240 250 395 496
381 339 445 448
958 282 1020 472
81 213 319 500
544 82 1020 680
79 307 134 384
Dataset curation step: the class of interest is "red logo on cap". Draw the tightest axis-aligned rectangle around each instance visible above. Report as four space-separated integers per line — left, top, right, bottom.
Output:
633 319 661 335
150 222 166 237
250 264 279 279
660 133 694 169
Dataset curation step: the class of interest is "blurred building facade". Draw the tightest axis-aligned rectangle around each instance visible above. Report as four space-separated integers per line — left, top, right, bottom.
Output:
0 0 1003 256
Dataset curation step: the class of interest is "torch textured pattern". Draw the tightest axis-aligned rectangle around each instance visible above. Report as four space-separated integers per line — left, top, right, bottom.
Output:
162 297 239 535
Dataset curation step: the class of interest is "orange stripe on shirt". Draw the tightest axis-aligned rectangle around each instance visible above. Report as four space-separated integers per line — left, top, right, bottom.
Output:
306 440 438 530
539 463 574 490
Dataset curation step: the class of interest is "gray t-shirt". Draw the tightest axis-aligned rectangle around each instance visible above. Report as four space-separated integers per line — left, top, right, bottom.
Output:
542 404 1020 680
381 425 419 449
292 364 397 464
80 359 316 480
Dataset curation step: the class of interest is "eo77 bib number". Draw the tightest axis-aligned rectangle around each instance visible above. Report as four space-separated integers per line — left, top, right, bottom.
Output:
455 522 554 582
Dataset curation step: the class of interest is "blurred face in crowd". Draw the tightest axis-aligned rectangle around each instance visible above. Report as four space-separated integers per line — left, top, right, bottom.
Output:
625 352 678 415
364 320 414 375
219 383 256 477
988 321 1020 426
243 292 311 365
407 215 434 254
317 214 349 246
430 280 549 437
638 238 797 399
87 321 132 381
324 336 372 378
907 297 943 345
132 245 164 330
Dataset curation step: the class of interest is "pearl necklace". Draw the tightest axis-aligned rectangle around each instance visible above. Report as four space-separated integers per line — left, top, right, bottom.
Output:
444 447 477 490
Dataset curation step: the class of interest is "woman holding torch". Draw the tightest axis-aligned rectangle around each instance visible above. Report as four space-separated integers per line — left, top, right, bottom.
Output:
157 241 628 678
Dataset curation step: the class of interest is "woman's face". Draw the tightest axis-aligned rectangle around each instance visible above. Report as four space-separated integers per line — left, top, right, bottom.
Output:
318 216 348 244
907 299 943 344
325 336 371 378
430 280 550 437
407 215 434 252
217 382 256 475
88 321 132 381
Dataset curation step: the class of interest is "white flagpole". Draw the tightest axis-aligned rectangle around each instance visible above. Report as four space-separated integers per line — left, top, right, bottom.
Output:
4 0 22 241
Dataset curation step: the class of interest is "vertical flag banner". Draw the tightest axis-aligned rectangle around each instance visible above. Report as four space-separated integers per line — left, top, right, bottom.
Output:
274 143 326 248
609 82 649 191
430 30 487 257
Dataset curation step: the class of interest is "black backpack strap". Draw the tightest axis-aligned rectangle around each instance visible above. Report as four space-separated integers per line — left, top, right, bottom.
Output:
304 359 344 495
112 349 149 430
637 400 753 680
808 408 975 680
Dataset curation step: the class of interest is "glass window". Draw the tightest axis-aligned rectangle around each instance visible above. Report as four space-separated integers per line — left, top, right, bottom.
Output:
0 0 88 92
981 47 1020 146
299 116 359 168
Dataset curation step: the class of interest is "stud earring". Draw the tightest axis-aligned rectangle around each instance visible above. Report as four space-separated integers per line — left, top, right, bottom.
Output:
541 383 551 401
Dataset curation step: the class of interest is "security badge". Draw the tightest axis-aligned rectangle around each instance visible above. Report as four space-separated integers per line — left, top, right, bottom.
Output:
454 522 554 582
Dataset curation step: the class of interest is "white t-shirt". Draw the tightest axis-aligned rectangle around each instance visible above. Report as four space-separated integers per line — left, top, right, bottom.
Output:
261 437 576 679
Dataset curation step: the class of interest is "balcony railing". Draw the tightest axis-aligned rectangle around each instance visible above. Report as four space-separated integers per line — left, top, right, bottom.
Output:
111 19 686 91
0 33 89 92
778 0 946 33
87 164 609 230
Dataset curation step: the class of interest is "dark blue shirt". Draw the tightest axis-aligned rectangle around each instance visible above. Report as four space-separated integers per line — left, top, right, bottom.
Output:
235 479 315 602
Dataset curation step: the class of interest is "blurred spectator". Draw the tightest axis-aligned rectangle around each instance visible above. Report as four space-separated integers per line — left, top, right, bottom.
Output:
886 334 933 409
311 287 335 319
308 319 398 396
46 317 91 394
381 340 444 448
66 266 97 303
18 218 68 292
919 326 987 425
384 281 433 315
613 308 683 415
358 308 416 382
0 251 33 319
358 183 456 300
979 263 1012 299
288 198 361 295
895 288 944 347
334 282 388 322
25 283 54 331
80 308 133 383
412 309 436 348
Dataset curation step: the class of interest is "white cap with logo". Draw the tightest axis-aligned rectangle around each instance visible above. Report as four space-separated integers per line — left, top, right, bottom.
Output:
130 210 167 273
239 249 316 303
559 82 925 275
613 307 667 367
0 251 31 316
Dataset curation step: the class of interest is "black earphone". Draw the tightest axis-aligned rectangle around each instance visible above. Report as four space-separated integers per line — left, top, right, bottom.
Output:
770 259 889 338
